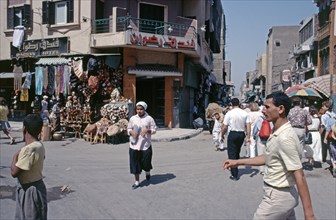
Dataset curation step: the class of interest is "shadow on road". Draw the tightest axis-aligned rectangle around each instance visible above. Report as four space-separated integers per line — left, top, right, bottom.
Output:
239 166 260 178
0 185 75 202
140 173 176 187
47 185 75 202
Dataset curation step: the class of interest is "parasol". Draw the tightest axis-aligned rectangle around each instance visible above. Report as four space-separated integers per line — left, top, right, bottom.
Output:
287 88 322 99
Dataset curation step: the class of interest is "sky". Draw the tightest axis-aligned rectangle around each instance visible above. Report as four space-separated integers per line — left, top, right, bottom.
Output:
221 0 318 91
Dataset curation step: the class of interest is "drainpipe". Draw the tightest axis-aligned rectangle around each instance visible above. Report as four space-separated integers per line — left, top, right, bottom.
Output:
329 0 335 100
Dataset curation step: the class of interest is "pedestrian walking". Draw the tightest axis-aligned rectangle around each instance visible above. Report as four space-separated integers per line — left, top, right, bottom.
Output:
326 124 336 177
11 114 47 219
223 92 315 220
247 102 263 158
127 101 157 189
221 98 251 181
212 111 224 151
320 100 336 165
305 106 322 167
288 97 312 149
0 97 15 145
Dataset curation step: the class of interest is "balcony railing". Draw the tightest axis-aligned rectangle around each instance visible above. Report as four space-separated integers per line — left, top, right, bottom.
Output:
92 16 196 39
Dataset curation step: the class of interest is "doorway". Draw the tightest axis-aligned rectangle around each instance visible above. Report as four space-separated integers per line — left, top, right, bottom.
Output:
136 77 165 127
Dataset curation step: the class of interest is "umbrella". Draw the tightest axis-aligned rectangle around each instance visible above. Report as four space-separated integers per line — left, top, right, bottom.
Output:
287 88 322 99
284 84 306 94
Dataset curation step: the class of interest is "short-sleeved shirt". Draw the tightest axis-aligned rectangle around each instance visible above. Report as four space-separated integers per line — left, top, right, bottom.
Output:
288 106 311 128
127 112 157 151
263 122 302 188
223 108 250 132
0 105 9 121
16 141 45 184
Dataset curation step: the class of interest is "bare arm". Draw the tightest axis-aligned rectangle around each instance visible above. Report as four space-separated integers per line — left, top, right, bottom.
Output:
221 124 228 139
223 155 265 169
293 169 316 220
245 122 251 144
11 150 21 177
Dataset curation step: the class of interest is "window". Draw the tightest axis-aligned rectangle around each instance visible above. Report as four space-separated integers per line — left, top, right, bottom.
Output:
275 40 281 47
42 0 74 25
7 5 31 29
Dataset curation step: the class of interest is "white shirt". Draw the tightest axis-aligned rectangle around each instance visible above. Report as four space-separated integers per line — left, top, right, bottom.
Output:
223 107 250 132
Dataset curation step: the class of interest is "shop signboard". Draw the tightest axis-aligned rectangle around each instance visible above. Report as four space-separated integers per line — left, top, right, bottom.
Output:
11 37 69 58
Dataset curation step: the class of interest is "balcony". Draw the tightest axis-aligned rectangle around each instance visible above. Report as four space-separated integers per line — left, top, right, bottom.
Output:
90 16 213 72
318 22 330 41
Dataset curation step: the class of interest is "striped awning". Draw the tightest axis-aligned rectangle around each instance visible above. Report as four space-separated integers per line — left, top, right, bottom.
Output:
35 57 70 65
302 74 330 97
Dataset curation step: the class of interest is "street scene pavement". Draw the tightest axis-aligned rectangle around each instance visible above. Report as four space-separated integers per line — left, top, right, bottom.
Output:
1 128 335 220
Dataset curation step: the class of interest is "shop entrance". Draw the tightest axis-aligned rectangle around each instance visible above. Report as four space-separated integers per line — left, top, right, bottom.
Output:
136 77 165 127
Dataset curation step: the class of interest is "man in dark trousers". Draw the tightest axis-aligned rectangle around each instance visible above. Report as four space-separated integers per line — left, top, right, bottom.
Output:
11 114 47 219
224 92 315 220
221 98 251 181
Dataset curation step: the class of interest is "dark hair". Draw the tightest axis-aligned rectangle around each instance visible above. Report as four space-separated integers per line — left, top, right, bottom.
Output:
23 114 43 139
231 98 240 106
309 105 318 116
292 97 302 106
266 91 292 116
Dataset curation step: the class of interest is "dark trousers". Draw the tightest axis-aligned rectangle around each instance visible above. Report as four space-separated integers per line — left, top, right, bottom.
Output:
322 131 330 162
227 131 245 178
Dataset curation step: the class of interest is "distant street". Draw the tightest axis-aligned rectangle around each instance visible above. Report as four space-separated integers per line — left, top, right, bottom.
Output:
1 131 335 220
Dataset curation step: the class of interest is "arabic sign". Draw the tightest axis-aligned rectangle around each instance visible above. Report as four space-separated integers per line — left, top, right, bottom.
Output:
126 31 196 50
11 37 69 58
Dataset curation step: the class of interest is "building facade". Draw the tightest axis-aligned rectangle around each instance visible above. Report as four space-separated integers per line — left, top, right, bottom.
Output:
0 0 225 128
265 26 300 94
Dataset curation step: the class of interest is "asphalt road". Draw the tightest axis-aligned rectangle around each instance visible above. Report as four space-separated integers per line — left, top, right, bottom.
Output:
1 131 335 220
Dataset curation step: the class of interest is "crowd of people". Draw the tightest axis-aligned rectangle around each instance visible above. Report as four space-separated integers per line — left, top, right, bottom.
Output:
210 94 336 177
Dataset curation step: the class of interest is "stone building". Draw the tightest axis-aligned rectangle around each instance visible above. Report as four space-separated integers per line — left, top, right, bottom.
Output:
0 0 226 128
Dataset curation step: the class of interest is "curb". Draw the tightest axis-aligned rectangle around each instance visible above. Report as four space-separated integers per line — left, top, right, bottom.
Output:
152 128 203 142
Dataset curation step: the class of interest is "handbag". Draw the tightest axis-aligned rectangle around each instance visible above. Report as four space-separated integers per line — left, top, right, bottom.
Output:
304 132 312 144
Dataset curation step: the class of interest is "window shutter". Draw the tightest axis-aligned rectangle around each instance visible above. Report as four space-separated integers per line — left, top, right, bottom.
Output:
42 1 49 24
49 2 55 24
23 4 31 28
67 0 74 23
7 7 14 29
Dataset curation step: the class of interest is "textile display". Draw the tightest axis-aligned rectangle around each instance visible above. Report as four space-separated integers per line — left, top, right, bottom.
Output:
13 65 23 91
43 67 48 91
35 67 44 95
47 66 55 95
22 72 32 89
12 26 25 48
20 89 29 102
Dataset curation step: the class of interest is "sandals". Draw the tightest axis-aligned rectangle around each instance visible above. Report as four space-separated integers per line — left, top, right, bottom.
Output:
9 139 15 145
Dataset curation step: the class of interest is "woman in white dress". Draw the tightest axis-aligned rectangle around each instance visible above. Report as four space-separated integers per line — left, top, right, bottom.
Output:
247 102 263 158
306 106 322 167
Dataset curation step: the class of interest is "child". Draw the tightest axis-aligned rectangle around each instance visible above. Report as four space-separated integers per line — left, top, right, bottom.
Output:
212 112 224 151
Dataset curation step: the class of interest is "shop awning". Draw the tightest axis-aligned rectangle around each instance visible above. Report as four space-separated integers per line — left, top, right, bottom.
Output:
302 74 330 97
128 64 182 77
35 57 70 65
0 72 33 79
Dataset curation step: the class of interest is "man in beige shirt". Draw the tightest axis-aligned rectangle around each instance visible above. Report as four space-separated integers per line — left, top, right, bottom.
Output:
224 92 315 220
11 114 47 219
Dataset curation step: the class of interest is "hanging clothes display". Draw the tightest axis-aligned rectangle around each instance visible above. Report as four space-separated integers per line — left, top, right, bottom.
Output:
12 26 25 48
72 60 85 80
63 65 70 97
13 64 23 91
55 66 62 98
47 66 55 95
20 88 29 102
22 72 32 89
35 66 44 95
43 66 48 92
59 65 65 94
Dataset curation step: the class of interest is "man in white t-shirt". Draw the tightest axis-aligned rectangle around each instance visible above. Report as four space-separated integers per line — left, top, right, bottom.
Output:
223 92 315 220
221 98 251 181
